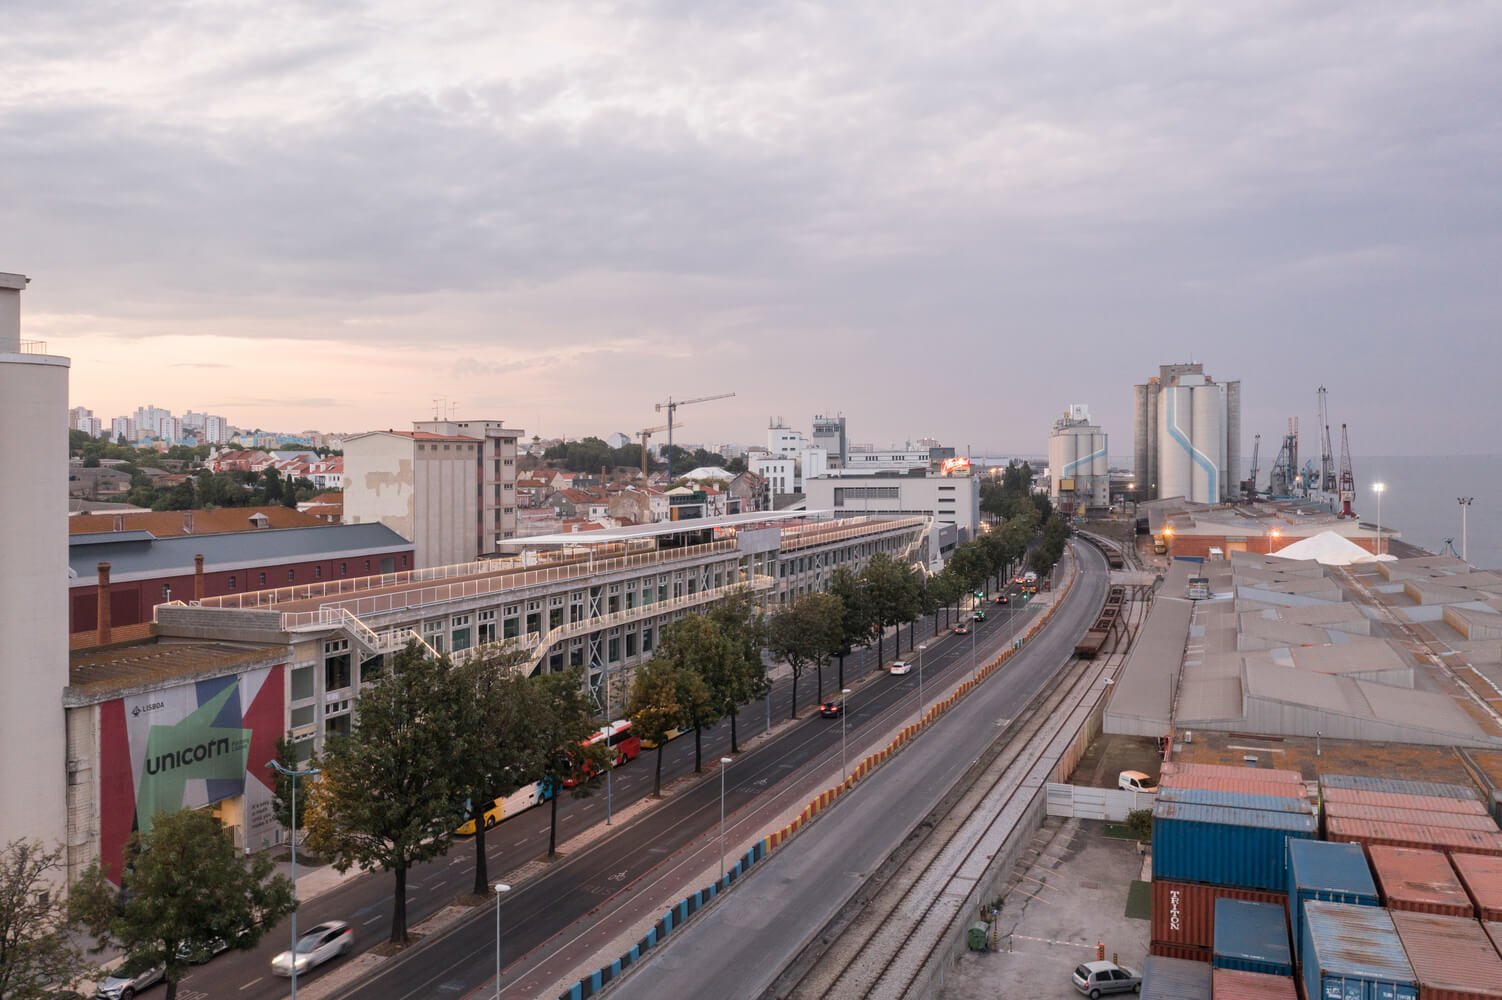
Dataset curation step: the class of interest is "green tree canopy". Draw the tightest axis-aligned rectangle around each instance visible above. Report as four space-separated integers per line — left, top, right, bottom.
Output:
651 615 721 772
531 670 614 858
766 591 845 718
628 658 690 797
1 839 95 1000
704 591 767 753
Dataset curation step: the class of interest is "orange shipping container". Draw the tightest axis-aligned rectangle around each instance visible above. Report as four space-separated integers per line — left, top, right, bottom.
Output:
1321 786 1490 817
1323 801 1499 833
1164 761 1304 785
1452 853 1502 922
1212 968 1298 1000
1368 845 1475 917
1325 816 1502 857
1151 879 1287 952
1390 910 1502 1000
1150 940 1211 962
1162 773 1310 800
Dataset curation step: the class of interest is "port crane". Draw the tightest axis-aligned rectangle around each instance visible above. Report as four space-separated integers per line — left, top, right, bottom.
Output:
655 392 735 481
1242 433 1261 500
1268 418 1299 498
635 422 683 478
1317 386 1337 492
1337 423 1356 518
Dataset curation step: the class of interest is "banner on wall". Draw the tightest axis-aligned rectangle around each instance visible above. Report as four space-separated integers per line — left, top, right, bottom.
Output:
98 664 284 882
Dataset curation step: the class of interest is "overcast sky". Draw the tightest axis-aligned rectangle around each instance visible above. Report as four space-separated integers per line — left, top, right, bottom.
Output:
5 1 1499 458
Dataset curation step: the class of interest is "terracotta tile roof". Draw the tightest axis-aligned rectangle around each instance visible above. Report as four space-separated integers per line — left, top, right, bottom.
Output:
68 506 326 537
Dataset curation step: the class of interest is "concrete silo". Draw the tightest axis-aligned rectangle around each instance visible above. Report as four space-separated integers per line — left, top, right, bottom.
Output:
1134 363 1241 503
1049 404 1108 511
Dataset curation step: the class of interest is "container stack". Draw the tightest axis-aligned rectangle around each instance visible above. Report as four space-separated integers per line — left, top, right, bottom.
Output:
1321 774 1502 856
1300 901 1419 1000
1211 899 1292 976
1150 763 1313 963
1452 852 1502 921
1139 954 1212 999
1285 839 1381 965
1210 968 1297 999
1388 909 1502 1000
1368 845 1475 917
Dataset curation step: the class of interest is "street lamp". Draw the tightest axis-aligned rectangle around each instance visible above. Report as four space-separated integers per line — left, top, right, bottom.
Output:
493 881 511 999
1459 497 1475 564
1372 482 1387 557
267 758 320 1000
719 756 732 879
1267 527 1280 554
840 687 852 780
917 644 925 711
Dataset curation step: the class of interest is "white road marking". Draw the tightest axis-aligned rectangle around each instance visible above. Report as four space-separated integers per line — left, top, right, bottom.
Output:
239 978 263 990
365 916 382 926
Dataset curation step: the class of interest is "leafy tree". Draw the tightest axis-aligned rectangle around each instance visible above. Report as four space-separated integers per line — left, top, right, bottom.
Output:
0 839 94 1000
828 566 875 690
302 642 464 944
652 616 721 772
450 650 546 896
628 658 688 798
531 670 614 858
704 591 766 753
766 592 844 718
923 571 958 636
71 810 294 1000
861 553 924 668
269 735 307 842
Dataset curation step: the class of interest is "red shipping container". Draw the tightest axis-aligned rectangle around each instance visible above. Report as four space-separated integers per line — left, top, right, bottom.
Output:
1389 910 1502 1000
1325 816 1502 857
1164 761 1304 785
1150 939 1211 962
1151 879 1287 951
1368 845 1475 917
1452 853 1502 922
1323 801 1499 833
1322 786 1490 817
1212 968 1298 1000
1162 773 1310 799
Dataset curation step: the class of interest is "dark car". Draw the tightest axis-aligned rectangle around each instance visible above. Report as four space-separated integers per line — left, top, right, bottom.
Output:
818 700 844 718
995 594 1009 605
952 624 970 635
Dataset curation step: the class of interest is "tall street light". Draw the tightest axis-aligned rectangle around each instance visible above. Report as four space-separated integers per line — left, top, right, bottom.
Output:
719 756 733 878
840 687 852 780
493 881 511 999
1372 482 1387 557
1459 497 1475 564
267 758 320 1000
1267 527 1280 554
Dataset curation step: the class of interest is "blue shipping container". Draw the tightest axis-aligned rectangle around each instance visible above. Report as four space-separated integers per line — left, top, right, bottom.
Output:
1319 774 1478 800
1157 786 1313 816
1213 898 1293 977
1152 801 1317 892
1300 901 1417 1000
1286 839 1379 962
1140 955 1212 1000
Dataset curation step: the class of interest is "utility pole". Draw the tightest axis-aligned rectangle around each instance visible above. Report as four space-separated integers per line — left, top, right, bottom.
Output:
1459 497 1475 564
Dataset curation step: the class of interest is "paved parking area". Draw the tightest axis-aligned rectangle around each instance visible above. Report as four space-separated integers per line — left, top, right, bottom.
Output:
941 818 1149 1000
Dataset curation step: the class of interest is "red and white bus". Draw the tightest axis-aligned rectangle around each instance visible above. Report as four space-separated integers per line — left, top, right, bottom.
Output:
563 719 643 786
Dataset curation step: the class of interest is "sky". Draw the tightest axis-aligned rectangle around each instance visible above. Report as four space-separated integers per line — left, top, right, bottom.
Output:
5 1 1500 457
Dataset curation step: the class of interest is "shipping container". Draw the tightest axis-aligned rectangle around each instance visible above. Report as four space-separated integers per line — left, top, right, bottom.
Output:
1151 880 1287 952
1322 801 1500 833
1301 901 1418 1000
1160 773 1309 799
1286 840 1380 964
1212 968 1298 1000
1389 909 1502 1000
1452 853 1502 921
1320 774 1479 800
1212 899 1293 977
1485 923 1502 966
1323 785 1492 818
1150 940 1212 963
1368 845 1475 917
1325 816 1502 857
1142 955 1214 1000
1153 801 1316 892
1157 786 1315 816
1165 761 1304 785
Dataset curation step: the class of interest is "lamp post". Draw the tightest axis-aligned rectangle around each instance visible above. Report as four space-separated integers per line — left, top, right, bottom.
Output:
840 687 852 780
493 881 511 999
1459 497 1475 564
719 756 732 878
1372 482 1387 557
917 643 925 711
267 758 320 1000
1267 527 1280 554
603 664 612 827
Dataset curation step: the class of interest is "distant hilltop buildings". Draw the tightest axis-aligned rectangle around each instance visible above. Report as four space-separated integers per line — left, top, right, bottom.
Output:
68 401 343 450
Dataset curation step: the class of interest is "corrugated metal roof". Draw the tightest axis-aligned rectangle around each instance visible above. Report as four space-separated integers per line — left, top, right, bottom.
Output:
1211 969 1297 1000
1325 816 1502 854
1324 801 1499 832
1390 910 1502 997
1321 774 1480 800
1302 901 1415 984
1163 761 1304 785
1321 786 1490 816
1152 800 1317 834
1213 898 1291 968
1288 839 1379 898
1141 955 1212 999
66 522 412 582
1368 845 1474 914
1157 786 1313 815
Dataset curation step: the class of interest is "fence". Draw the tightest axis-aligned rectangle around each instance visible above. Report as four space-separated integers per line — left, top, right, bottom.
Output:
1044 782 1157 822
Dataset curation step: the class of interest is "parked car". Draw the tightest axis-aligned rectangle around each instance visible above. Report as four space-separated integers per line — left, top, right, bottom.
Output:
1072 960 1141 997
818 700 844 718
889 659 913 675
271 920 354 978
952 624 970 635
94 956 164 999
1117 770 1158 794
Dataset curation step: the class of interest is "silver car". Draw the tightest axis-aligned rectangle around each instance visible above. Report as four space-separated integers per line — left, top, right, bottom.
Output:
271 920 354 977
94 956 164 999
1072 960 1141 998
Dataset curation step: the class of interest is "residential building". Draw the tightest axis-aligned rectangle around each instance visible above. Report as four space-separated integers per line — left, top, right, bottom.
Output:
766 418 808 458
109 416 133 442
750 455 796 497
69 406 103 437
810 413 847 468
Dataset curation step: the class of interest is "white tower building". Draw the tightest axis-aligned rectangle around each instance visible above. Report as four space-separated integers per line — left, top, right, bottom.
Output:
1048 404 1109 509
0 272 70 857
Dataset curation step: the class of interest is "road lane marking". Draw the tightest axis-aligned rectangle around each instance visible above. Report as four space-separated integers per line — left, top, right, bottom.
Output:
239 978 263 990
364 916 382 926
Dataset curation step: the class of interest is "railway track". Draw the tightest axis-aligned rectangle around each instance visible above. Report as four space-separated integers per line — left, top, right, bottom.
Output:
774 554 1150 1000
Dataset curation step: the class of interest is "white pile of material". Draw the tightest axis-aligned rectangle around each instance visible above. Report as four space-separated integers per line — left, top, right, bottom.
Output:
1270 529 1389 565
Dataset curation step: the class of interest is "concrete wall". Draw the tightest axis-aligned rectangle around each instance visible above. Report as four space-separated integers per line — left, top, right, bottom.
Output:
343 432 416 550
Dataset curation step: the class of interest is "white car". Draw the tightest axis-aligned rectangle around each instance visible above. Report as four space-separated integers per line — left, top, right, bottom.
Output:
889 659 914 675
1118 770 1158 794
94 955 164 999
271 920 353 977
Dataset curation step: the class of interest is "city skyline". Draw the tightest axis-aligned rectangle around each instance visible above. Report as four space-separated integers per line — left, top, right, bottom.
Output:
6 3 1500 453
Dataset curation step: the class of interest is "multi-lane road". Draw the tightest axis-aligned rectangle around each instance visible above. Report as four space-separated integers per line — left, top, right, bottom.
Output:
173 578 1064 1000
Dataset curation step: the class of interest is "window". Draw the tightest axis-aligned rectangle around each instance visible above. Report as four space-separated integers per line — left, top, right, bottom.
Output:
608 637 620 662
324 714 351 739
315 566 322 579
325 653 352 691
290 705 315 728
291 666 315 701
364 560 371 572
258 572 267 587
227 575 236 590
642 628 654 653
340 561 347 575
288 569 296 582
626 632 637 657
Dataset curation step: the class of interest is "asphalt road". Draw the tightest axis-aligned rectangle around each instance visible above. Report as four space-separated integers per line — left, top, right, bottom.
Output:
172 582 1038 1000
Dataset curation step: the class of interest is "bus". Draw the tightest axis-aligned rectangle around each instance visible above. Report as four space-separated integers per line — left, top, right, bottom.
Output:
455 778 557 835
563 719 642 787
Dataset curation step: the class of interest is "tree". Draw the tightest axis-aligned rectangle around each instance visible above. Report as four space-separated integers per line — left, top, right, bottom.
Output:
628 658 688 798
450 650 546 896
0 839 94 1000
269 735 306 842
531 670 613 859
828 566 875 690
652 616 720 772
766 592 844 718
70 810 294 1000
861 554 924 668
704 591 766 754
302 642 464 944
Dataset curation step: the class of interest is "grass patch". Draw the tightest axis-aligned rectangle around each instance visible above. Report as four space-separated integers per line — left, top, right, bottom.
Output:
1101 823 1135 839
1124 880 1151 921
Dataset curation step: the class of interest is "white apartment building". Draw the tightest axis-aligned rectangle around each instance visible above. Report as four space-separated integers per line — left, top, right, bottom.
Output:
767 419 808 458
751 455 796 496
802 471 980 542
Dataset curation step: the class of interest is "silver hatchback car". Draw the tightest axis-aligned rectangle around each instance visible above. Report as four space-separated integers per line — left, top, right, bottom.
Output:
1072 960 1141 998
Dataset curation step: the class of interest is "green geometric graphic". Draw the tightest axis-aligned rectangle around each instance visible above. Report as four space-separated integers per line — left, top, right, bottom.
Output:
135 683 251 835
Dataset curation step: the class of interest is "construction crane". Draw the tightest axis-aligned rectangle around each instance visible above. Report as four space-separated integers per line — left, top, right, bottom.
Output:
1241 433 1261 500
636 422 682 478
1337 423 1356 518
1268 418 1299 498
1317 386 1337 492
655 392 735 481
